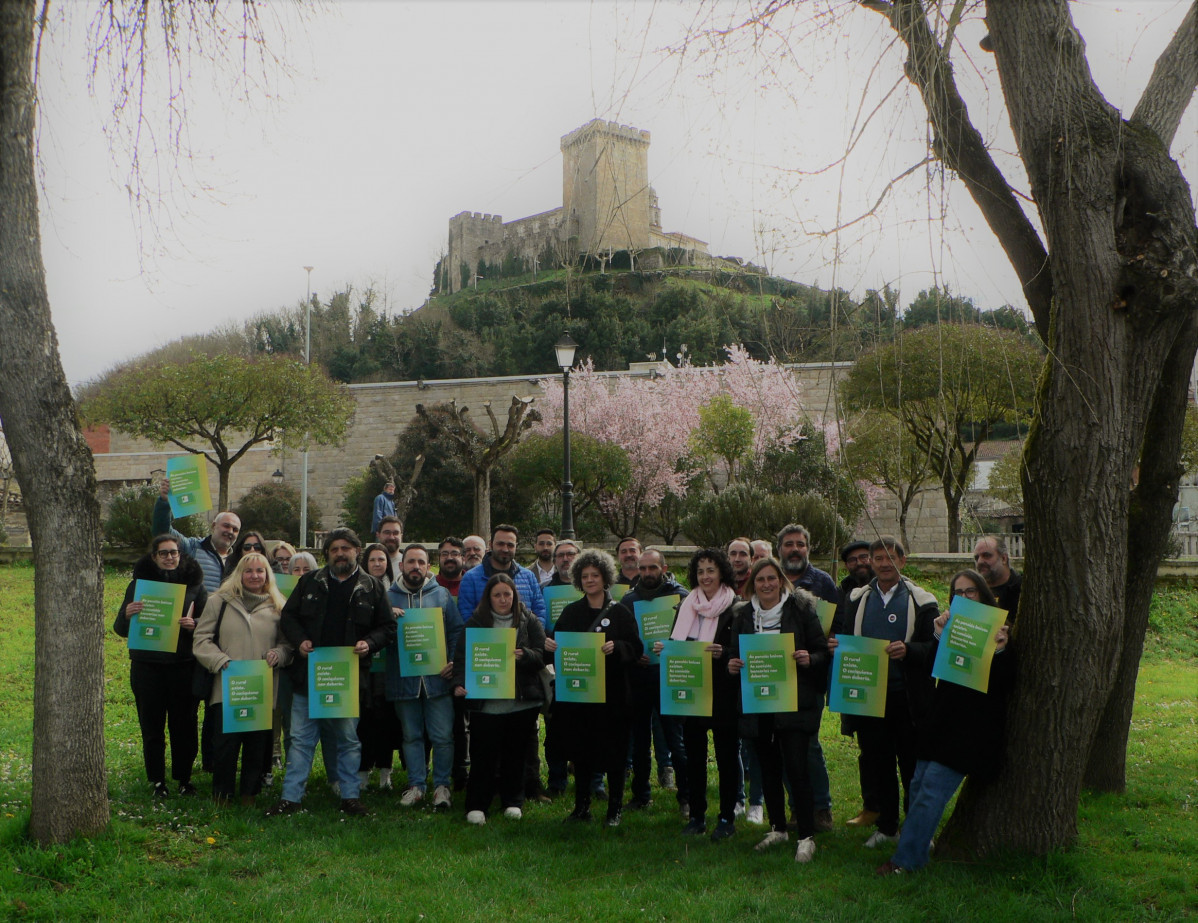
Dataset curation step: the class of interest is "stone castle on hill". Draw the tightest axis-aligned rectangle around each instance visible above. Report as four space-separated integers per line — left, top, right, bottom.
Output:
438 119 712 293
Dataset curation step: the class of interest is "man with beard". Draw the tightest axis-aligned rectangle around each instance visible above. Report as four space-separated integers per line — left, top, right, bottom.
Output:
614 536 642 586
531 528 557 587
622 549 690 815
153 478 240 592
836 539 881 828
547 539 580 585
462 535 487 571
376 516 404 575
435 537 466 597
386 544 463 812
776 523 839 833
267 528 396 817
457 525 546 627
726 537 753 596
973 536 1023 617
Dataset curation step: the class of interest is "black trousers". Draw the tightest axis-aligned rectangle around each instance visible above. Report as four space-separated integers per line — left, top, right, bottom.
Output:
682 717 740 825
756 716 813 837
211 706 273 798
465 708 539 815
129 660 199 786
358 694 402 772
855 692 917 836
561 701 630 818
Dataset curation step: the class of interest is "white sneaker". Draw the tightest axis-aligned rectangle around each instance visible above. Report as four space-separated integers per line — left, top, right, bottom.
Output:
734 801 746 818
330 781 341 797
379 769 392 790
660 767 676 791
400 786 425 807
466 810 486 825
864 830 900 849
358 770 370 789
746 804 764 825
433 786 452 811
755 830 789 852
794 836 816 863
503 806 523 820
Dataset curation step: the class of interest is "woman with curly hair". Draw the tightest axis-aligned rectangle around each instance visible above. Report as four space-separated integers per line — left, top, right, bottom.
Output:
549 548 643 826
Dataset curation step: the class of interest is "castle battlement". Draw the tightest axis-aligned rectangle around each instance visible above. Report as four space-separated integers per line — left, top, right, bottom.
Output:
439 120 708 293
560 118 650 151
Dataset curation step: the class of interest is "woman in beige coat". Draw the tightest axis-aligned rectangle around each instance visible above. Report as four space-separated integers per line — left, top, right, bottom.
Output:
194 552 291 805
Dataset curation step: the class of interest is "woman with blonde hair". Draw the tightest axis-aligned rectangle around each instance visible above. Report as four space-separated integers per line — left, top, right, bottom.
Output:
194 552 292 805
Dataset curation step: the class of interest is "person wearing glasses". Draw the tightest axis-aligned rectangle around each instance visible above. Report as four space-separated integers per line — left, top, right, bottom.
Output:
435 537 466 598
546 539 580 586
876 569 1015 875
113 534 209 798
435 536 468 789
226 530 269 573
153 478 240 593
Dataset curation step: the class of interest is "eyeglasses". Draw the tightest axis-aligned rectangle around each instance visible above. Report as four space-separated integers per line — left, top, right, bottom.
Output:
439 550 462 558
243 543 265 551
955 586 980 598
155 549 180 558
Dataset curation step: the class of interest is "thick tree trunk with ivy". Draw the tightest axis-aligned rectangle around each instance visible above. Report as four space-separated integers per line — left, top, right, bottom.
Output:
0 0 110 843
875 0 1198 853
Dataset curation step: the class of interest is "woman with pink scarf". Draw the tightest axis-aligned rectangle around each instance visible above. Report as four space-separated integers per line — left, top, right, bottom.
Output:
729 556 829 864
654 548 747 842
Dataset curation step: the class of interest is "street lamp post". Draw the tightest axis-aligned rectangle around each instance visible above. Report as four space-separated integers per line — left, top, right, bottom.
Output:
555 334 578 540
300 265 314 548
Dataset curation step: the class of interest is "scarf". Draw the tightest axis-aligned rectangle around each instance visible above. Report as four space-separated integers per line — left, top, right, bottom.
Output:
752 591 789 634
671 584 737 643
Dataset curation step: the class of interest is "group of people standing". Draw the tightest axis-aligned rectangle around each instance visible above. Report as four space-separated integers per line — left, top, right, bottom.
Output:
114 480 1019 875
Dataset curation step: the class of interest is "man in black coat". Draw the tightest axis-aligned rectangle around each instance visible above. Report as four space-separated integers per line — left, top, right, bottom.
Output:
267 528 396 817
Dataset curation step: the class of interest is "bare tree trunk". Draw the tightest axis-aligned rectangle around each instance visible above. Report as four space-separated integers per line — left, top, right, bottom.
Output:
0 0 109 843
217 463 232 512
1084 317 1198 790
473 468 491 538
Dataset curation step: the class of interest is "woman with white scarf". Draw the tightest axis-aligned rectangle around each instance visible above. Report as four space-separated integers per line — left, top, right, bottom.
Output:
654 548 747 841
729 557 829 863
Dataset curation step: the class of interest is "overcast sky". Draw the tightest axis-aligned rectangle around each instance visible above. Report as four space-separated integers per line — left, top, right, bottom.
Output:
33 0 1196 388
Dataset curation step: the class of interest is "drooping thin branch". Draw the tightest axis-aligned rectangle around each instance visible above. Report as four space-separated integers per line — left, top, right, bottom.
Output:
1130 0 1198 150
872 0 1053 336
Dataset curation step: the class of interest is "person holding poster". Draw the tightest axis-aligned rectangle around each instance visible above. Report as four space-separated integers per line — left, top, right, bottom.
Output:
451 574 546 824
193 552 291 806
113 535 209 799
653 549 745 841
877 570 1015 875
387 544 463 812
622 548 690 816
358 541 402 793
828 537 937 850
550 549 642 826
729 557 829 862
267 528 396 818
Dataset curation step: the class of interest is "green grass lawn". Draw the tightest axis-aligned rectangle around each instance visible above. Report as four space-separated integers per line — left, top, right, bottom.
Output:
0 563 1194 921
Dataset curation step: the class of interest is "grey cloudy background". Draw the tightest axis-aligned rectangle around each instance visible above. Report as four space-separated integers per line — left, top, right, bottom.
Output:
32 0 1196 387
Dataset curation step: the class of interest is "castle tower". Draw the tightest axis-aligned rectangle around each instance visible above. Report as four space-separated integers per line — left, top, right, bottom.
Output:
560 120 651 255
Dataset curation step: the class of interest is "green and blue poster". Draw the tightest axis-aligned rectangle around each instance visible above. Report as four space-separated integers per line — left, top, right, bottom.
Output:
127 579 186 652
932 596 1008 692
221 660 273 732
308 647 360 718
165 454 212 517
465 627 515 699
738 633 798 714
815 599 837 637
829 635 889 718
634 595 679 665
396 607 447 676
554 631 606 704
274 573 300 598
609 584 628 602
542 585 582 631
659 640 711 717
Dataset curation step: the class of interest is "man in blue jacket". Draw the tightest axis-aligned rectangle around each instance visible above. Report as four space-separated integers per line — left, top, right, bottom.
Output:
386 543 463 812
456 524 546 627
152 478 240 592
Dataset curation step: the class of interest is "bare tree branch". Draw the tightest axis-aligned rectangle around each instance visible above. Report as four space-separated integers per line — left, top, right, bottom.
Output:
1130 0 1198 149
874 0 1053 336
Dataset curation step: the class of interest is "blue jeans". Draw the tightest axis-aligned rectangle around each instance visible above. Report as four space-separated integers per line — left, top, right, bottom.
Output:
282 694 362 802
808 735 832 811
890 760 965 871
396 694 454 790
